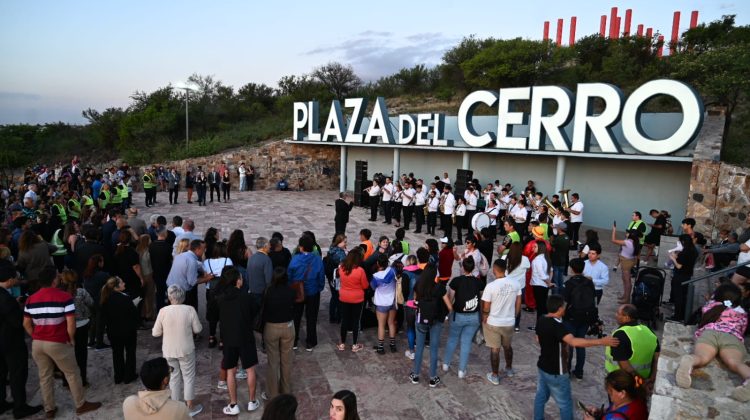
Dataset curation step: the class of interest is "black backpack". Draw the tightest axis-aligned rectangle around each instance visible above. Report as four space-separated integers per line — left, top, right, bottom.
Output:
416 297 440 325
566 276 597 324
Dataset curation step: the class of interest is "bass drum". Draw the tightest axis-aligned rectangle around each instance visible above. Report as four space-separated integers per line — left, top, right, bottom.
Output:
471 212 491 231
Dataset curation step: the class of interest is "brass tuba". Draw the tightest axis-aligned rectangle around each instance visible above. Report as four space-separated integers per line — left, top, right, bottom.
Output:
559 189 571 209
542 196 558 216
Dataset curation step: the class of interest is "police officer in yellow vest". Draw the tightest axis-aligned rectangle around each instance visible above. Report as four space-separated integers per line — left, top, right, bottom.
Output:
627 211 647 246
67 196 82 221
605 304 660 392
51 201 67 225
110 181 124 209
81 193 95 209
98 184 111 210
143 168 156 207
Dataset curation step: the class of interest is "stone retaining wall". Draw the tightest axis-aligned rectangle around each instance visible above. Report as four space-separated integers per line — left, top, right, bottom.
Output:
138 140 340 191
685 113 750 240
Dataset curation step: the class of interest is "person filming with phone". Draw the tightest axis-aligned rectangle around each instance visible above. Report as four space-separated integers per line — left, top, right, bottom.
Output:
580 370 648 420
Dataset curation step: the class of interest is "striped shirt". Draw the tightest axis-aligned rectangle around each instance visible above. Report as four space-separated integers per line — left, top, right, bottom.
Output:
24 287 75 343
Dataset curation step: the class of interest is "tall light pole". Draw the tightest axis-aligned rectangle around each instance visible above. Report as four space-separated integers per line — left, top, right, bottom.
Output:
172 81 200 150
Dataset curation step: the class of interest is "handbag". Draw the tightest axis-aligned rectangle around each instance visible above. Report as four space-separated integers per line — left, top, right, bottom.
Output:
332 267 341 291
292 263 312 303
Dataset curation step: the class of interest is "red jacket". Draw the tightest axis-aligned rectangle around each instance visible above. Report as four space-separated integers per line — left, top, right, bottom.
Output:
338 265 369 304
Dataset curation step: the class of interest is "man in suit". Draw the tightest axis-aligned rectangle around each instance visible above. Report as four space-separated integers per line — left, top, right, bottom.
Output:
208 167 221 203
334 193 354 235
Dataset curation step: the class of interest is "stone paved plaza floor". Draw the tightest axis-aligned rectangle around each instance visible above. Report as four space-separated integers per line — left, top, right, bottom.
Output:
15 190 667 419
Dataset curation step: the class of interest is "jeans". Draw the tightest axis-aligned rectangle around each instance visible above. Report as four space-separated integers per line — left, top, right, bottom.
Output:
442 312 480 372
533 368 573 420
564 321 588 376
293 292 321 348
414 322 443 378
169 187 179 204
552 266 566 294
239 175 247 191
405 307 416 350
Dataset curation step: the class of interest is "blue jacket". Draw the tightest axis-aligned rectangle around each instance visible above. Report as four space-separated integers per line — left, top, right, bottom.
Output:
287 252 325 296
370 267 396 290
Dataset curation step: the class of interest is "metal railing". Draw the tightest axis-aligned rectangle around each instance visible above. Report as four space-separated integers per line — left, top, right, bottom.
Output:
681 260 750 323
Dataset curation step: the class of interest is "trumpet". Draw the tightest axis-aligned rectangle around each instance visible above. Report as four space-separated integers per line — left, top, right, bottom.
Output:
559 189 571 209
542 196 558 216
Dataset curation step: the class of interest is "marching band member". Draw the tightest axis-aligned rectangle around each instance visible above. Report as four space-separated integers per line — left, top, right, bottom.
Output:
465 185 478 239
440 186 456 240
568 193 584 248
381 178 394 225
365 180 381 222
413 184 426 233
427 191 439 235
402 182 416 230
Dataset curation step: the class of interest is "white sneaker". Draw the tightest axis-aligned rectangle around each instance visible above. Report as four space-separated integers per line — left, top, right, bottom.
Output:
247 400 260 412
458 370 466 379
217 381 228 390
504 368 516 377
188 403 203 417
235 369 247 379
442 363 449 372
223 403 240 416
404 350 415 360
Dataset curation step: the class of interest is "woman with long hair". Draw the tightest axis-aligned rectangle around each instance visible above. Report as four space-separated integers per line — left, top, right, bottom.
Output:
505 242 530 332
371 254 398 354
227 229 251 268
175 238 190 255
185 170 195 204
669 234 699 321
113 230 143 301
337 249 368 352
611 226 642 304
136 234 155 321
204 227 220 262
529 241 553 331
442 256 482 378
579 229 600 259
59 269 93 386
582 370 648 419
83 254 110 349
676 283 750 401
204 240 233 348
221 169 231 202
409 263 452 387
101 276 140 384
261 267 296 399
329 390 360 420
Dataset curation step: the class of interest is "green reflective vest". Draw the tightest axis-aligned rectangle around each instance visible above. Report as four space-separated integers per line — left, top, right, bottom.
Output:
81 195 94 207
110 186 123 204
119 183 129 200
143 173 155 189
627 220 646 245
51 203 67 224
503 231 521 255
605 324 658 378
98 190 111 209
51 229 67 256
67 199 81 219
540 223 550 241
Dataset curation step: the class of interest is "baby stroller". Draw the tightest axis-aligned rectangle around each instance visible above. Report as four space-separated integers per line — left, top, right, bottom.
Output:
631 267 667 330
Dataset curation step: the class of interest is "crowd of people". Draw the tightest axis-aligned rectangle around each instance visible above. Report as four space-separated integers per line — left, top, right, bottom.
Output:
0 158 749 419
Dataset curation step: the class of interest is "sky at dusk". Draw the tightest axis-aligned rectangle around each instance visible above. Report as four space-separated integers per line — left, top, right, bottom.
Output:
1 0 747 124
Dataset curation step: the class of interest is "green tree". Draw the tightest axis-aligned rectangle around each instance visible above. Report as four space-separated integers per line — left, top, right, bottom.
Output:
312 62 362 100
670 15 750 161
460 38 560 89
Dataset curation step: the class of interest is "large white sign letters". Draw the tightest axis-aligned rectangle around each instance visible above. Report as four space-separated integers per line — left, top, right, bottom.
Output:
293 79 704 156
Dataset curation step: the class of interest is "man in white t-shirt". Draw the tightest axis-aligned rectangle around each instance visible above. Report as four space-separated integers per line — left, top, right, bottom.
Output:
365 181 381 221
568 193 584 248
381 178 394 224
441 185 456 240
401 182 416 230
465 185 479 238
482 259 522 384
